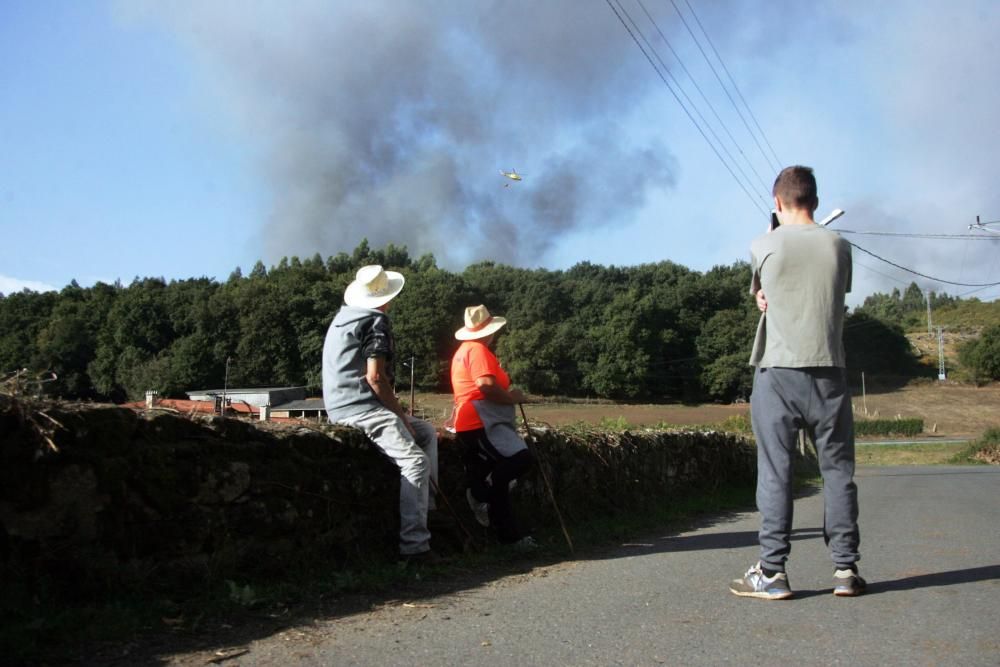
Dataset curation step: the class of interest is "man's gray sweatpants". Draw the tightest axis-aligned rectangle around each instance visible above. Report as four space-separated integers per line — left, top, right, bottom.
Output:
750 366 860 572
337 408 438 555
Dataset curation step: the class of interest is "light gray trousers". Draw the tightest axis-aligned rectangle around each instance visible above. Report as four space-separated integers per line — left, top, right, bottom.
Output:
750 366 860 572
337 408 439 555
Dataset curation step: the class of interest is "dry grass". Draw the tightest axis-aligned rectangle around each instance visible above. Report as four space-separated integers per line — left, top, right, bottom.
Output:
856 442 969 466
414 380 1000 441
853 381 1000 438
410 392 749 429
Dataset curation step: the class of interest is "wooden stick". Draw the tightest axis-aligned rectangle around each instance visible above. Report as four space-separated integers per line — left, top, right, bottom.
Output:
429 476 476 548
519 403 574 554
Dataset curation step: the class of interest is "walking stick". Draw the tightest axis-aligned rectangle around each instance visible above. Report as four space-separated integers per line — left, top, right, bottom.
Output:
518 403 574 554
429 475 476 548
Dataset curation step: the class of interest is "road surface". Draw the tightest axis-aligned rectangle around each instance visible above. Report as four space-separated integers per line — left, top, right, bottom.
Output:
162 465 999 666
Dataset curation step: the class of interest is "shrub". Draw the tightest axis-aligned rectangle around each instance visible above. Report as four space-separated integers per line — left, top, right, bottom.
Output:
952 427 1000 464
854 418 923 437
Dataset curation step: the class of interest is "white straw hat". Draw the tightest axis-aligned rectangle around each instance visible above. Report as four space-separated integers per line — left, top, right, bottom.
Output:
343 265 405 309
455 305 507 340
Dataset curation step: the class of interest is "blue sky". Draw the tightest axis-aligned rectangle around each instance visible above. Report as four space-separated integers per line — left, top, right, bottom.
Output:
3 1 999 307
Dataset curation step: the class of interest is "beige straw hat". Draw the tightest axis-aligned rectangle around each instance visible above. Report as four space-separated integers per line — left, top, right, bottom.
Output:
455 304 508 340
343 265 405 309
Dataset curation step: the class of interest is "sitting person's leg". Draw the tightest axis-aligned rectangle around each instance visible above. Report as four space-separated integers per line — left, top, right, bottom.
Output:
486 448 534 543
459 428 533 543
407 416 439 508
458 429 494 507
341 407 431 555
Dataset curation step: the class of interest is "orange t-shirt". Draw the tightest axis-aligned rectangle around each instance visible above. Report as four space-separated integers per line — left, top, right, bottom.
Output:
451 340 510 432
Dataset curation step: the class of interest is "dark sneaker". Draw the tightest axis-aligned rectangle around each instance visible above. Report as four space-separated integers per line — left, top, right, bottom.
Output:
466 489 490 527
729 562 793 600
833 568 867 596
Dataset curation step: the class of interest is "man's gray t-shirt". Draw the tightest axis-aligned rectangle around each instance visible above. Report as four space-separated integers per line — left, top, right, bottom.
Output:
749 224 852 368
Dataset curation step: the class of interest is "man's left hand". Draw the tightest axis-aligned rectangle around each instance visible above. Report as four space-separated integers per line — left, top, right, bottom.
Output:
756 289 768 313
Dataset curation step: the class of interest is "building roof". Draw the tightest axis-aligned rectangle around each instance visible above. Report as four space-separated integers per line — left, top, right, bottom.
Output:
272 398 326 411
187 386 306 395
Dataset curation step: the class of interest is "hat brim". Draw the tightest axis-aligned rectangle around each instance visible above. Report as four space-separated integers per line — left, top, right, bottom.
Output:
343 271 405 309
455 317 507 340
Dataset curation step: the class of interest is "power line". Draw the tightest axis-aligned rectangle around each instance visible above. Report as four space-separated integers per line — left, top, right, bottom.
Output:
630 0 770 209
955 284 998 298
853 259 914 288
635 0 772 198
839 230 1000 241
958 226 974 285
605 0 769 216
673 0 782 173
849 242 1000 288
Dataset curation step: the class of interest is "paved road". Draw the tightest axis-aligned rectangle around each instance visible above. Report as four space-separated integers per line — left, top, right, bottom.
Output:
168 466 1000 666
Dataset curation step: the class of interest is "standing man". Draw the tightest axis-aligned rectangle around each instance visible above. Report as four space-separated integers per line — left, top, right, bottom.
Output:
730 166 865 600
323 265 440 562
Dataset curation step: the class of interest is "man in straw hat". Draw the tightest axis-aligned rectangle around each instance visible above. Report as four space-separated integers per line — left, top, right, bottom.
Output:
450 305 537 551
323 265 441 562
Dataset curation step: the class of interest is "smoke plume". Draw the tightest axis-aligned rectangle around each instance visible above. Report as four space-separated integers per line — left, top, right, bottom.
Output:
124 1 678 267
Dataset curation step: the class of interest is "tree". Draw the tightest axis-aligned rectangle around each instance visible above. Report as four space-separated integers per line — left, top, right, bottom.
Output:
857 289 904 325
0 290 58 378
696 305 758 402
842 312 919 379
959 325 1000 385
391 267 475 389
249 261 267 280
33 284 114 398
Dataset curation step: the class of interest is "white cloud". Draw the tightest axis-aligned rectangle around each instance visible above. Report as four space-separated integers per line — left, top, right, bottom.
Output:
0 275 58 295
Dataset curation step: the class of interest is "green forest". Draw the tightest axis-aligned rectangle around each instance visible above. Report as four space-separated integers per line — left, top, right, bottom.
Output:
2 241 999 403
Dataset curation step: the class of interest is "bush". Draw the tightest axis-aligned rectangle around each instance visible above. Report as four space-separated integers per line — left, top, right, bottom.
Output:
952 427 1000 465
854 418 924 437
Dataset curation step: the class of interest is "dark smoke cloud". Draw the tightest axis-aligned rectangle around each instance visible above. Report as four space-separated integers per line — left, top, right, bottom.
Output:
126 1 679 267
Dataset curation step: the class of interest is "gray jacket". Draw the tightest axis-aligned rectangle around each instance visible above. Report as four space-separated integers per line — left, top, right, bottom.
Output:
322 306 395 421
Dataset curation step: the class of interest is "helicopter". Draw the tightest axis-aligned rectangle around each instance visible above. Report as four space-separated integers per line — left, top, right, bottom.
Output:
499 169 523 187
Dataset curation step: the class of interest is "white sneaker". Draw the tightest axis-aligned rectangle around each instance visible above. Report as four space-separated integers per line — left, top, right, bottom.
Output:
729 562 793 600
466 489 490 527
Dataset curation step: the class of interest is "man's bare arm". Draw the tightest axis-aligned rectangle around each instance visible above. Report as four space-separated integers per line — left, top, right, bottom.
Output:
366 357 414 433
475 375 526 404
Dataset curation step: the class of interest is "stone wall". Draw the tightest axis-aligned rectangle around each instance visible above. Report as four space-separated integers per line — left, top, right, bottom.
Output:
0 398 754 603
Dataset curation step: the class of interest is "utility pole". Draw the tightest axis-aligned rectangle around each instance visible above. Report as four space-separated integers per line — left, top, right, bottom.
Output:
969 214 1000 235
861 371 868 415
223 355 232 414
926 289 933 335
409 355 415 416
937 327 946 381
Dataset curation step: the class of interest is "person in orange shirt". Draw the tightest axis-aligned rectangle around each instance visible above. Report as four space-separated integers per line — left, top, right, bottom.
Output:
451 305 536 550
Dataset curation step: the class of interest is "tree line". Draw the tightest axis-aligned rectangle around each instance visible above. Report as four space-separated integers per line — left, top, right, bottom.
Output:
2 241 996 403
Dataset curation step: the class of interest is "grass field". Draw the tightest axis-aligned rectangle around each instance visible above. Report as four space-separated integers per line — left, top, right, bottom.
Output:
412 381 1000 440
856 442 970 466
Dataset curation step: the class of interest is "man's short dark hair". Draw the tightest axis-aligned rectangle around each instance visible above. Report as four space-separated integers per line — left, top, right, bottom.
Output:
772 165 818 211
